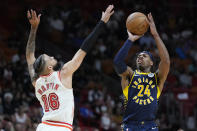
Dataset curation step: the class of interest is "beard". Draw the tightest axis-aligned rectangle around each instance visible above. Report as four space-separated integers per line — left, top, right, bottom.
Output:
53 61 61 71
138 65 146 72
137 64 152 72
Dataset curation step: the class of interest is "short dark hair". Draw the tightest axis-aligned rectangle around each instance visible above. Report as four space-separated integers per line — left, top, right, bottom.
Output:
140 51 154 62
33 55 45 75
135 51 156 72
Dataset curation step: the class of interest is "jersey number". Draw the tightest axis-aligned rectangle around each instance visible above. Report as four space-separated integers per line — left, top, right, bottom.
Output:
137 85 151 97
41 93 60 112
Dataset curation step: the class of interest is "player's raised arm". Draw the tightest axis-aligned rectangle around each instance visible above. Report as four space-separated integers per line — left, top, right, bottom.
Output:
60 5 114 77
113 31 142 88
26 10 41 85
147 13 170 92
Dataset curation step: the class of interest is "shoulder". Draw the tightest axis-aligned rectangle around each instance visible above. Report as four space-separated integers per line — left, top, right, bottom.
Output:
153 72 160 85
31 74 40 87
120 66 134 78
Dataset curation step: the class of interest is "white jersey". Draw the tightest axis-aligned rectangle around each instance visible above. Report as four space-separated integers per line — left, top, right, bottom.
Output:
35 71 74 130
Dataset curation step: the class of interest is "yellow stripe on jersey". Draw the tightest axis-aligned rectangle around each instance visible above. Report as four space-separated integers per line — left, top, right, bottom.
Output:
136 70 151 75
123 72 135 100
154 73 158 85
123 86 129 100
157 86 161 99
154 73 161 99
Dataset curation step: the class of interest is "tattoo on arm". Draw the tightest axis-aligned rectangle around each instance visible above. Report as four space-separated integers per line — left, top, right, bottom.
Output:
26 28 37 83
26 28 37 57
28 64 36 82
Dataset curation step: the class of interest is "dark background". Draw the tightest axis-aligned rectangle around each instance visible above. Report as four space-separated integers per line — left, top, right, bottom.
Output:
0 0 197 130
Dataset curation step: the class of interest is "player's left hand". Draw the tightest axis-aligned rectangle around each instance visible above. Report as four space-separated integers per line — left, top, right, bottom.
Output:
147 13 158 37
127 30 143 42
27 9 41 30
101 5 114 23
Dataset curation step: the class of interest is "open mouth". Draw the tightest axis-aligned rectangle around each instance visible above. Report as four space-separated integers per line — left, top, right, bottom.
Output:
138 59 143 64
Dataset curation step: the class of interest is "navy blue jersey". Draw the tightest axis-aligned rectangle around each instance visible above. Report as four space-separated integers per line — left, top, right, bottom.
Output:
122 70 161 123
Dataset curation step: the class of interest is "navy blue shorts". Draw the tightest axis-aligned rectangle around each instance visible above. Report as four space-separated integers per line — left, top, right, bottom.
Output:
122 121 158 131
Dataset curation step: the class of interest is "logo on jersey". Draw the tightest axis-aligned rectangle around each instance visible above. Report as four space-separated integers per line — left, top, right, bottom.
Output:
148 73 154 78
132 77 156 105
152 127 157 130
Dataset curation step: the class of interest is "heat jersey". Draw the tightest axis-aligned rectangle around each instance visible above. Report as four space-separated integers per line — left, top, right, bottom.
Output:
122 70 161 123
35 71 74 127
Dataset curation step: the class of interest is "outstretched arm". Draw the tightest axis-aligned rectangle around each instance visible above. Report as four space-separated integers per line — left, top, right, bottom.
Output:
61 5 114 77
147 13 170 92
113 31 142 90
26 10 41 85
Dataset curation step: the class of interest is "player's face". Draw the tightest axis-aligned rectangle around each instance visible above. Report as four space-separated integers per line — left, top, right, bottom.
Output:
43 54 58 70
136 53 153 70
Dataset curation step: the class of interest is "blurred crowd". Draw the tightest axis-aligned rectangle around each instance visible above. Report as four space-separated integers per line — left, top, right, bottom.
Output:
0 0 197 131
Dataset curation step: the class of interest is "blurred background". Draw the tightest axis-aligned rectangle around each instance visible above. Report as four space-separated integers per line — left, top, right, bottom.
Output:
0 0 197 131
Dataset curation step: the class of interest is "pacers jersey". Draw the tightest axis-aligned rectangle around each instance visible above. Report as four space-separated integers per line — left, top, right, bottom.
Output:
35 71 74 125
122 70 161 123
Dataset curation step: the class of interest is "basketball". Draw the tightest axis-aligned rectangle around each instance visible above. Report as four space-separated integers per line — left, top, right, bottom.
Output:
126 12 149 35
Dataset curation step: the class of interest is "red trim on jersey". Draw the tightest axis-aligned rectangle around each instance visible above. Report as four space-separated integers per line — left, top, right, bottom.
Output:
46 120 72 127
58 71 62 82
42 121 72 130
40 72 53 77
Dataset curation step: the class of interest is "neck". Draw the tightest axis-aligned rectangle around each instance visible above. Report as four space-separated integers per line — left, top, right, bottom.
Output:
138 67 151 73
41 70 54 76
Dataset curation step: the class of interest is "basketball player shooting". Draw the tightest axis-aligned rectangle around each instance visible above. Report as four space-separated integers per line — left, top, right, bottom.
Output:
113 13 170 131
26 5 114 131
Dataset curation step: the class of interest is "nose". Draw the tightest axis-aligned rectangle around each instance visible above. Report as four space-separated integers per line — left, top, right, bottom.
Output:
139 56 143 59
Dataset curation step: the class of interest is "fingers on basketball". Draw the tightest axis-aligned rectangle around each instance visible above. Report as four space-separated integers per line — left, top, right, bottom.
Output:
148 13 154 23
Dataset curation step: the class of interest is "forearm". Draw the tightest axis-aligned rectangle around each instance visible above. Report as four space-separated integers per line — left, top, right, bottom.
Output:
71 49 86 70
153 33 170 63
80 21 105 53
113 40 133 74
26 26 37 61
61 49 86 75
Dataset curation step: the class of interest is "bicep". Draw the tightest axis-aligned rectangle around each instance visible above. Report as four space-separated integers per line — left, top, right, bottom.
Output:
121 76 129 90
158 61 170 81
157 61 170 90
26 53 36 65
26 54 36 85
61 49 86 76
120 66 133 90
119 66 133 77
27 64 36 86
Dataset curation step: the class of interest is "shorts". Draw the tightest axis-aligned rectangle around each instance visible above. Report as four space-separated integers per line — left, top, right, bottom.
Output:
122 121 158 131
36 121 72 131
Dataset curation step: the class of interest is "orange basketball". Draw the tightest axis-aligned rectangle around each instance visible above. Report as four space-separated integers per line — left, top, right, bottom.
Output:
126 12 149 35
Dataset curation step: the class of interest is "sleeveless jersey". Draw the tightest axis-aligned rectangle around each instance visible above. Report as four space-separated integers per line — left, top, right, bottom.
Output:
122 70 161 123
35 71 74 125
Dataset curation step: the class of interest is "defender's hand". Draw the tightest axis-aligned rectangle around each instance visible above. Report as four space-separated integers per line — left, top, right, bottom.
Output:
147 13 158 37
101 5 114 23
27 9 41 29
127 30 143 42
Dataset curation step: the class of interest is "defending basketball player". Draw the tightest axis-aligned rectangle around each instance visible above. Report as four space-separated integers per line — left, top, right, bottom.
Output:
113 13 170 131
26 5 114 131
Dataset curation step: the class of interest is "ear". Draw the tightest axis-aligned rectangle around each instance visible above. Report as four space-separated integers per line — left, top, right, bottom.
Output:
48 66 53 70
150 61 153 66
